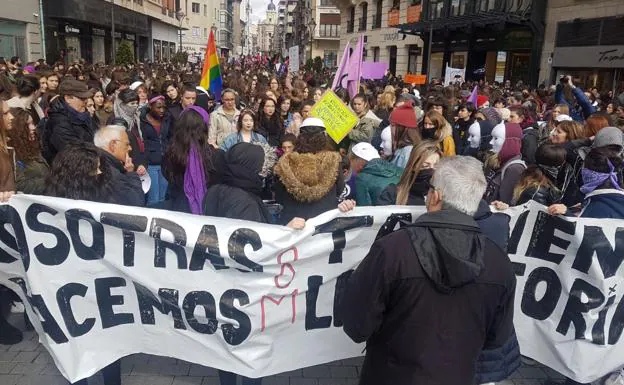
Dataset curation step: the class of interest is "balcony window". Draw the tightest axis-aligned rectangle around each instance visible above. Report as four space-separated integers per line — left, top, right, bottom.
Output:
428 0 444 20
192 27 200 37
347 6 355 33
192 2 200 14
373 0 382 29
359 2 368 31
319 24 340 37
450 0 469 17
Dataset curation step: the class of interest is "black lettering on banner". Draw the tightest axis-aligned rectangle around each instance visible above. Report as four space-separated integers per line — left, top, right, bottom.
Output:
65 209 105 261
507 210 529 254
95 277 134 328
0 205 29 268
556 279 604 339
8 277 27 296
305 275 332 330
189 225 228 271
26 203 70 266
228 228 263 273
526 211 575 264
608 291 624 345
133 283 186 329
30 294 68 344
592 295 615 345
333 270 353 327
573 226 624 279
219 289 251 346
150 218 187 269
183 291 218 334
521 267 562 320
56 283 95 337
314 216 374 264
374 213 412 241
100 213 148 267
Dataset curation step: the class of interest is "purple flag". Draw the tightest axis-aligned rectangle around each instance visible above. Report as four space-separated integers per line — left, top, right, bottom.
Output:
362 62 388 80
347 34 364 98
332 42 351 91
468 85 478 106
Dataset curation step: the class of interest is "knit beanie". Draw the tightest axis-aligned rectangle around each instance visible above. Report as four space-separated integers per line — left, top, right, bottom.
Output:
390 100 418 129
498 122 523 165
480 107 502 126
477 95 489 108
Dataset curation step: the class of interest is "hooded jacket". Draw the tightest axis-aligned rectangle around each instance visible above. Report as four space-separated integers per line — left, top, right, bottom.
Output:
274 151 344 224
139 107 173 166
355 159 403 206
42 99 98 164
204 142 273 223
342 209 516 385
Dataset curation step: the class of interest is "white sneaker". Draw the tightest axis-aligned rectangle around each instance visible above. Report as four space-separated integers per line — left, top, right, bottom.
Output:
605 368 624 385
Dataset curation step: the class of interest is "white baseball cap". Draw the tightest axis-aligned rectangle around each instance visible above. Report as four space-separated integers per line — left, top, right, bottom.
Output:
555 114 573 123
352 142 380 162
129 81 144 91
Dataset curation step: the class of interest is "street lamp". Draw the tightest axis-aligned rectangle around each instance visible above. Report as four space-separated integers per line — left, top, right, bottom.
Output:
176 9 185 52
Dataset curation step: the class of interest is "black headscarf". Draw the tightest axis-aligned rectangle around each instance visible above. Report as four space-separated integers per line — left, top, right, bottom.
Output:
222 142 265 196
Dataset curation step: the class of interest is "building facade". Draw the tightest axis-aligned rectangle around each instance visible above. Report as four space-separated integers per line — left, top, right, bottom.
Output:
217 0 234 56
181 0 220 63
0 0 43 62
334 0 425 78
258 1 278 55
312 0 341 67
43 0 179 64
539 0 624 91
391 0 547 86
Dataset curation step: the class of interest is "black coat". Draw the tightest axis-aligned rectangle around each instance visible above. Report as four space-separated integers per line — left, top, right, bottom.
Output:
453 118 474 156
100 151 145 207
140 109 172 166
342 210 516 385
204 184 271 223
42 99 98 164
473 199 510 252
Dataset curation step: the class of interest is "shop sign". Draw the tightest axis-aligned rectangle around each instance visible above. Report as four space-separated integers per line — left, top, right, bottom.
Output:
92 28 106 37
553 45 624 69
383 32 405 42
64 25 80 34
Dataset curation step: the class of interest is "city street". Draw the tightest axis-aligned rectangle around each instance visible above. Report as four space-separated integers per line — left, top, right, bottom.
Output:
0 314 566 385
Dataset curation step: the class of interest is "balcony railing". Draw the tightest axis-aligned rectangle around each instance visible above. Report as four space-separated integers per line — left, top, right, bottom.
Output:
358 17 367 31
347 19 354 33
423 0 533 21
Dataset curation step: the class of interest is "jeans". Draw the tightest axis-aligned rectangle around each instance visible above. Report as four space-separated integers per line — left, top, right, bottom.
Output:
218 370 263 385
72 360 121 385
146 165 168 205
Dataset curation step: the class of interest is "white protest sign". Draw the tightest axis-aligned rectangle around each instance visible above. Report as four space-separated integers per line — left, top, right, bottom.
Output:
288 46 299 73
0 195 421 382
444 65 465 86
2 197 624 383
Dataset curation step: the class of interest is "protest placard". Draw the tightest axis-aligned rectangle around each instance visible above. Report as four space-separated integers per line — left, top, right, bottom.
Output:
404 73 427 85
310 90 358 144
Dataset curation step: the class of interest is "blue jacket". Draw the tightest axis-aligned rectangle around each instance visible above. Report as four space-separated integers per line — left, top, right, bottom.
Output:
140 109 173 165
581 189 624 219
355 159 403 206
473 200 510 252
475 331 521 383
555 85 596 122
220 131 267 152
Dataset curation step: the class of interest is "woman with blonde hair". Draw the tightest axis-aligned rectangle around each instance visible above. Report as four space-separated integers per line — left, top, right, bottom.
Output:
377 141 442 205
422 110 455 156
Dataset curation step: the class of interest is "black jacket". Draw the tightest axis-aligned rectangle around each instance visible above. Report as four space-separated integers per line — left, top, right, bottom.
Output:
516 185 561 207
100 151 145 207
42 99 98 164
343 209 516 385
521 127 539 165
376 169 433 206
453 118 474 156
473 200 510 252
140 109 173 166
274 151 344 224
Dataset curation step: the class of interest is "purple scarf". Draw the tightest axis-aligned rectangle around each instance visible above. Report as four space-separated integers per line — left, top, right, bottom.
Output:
183 143 207 215
581 160 622 194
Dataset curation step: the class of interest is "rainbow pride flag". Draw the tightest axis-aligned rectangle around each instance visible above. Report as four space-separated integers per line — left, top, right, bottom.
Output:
200 30 222 101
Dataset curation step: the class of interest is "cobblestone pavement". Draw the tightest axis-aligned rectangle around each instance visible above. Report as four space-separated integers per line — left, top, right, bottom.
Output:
0 314 566 385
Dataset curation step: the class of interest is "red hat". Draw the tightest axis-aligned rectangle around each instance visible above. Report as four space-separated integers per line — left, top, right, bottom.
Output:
390 100 418 129
477 95 489 108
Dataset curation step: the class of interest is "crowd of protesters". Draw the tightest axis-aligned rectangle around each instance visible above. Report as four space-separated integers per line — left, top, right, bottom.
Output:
1 54 624 385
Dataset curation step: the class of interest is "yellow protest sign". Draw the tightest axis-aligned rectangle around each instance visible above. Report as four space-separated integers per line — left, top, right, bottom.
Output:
310 90 358 144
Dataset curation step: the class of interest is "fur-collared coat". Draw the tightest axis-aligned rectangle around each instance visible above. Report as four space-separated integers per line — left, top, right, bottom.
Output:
274 151 344 225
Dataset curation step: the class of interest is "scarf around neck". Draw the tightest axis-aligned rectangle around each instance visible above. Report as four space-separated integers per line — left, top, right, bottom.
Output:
183 143 207 215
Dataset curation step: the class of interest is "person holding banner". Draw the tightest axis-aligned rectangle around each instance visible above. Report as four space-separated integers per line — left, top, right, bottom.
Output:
342 156 517 385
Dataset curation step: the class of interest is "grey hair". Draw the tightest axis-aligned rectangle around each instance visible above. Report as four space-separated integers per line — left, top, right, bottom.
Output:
433 156 486 216
94 125 126 149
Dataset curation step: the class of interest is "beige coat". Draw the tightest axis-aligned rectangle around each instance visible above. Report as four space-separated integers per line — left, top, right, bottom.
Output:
209 106 240 146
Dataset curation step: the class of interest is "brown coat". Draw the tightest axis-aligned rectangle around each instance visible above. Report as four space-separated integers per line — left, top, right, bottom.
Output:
0 148 16 193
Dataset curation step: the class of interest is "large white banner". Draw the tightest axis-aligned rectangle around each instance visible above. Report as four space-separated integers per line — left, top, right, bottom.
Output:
1 197 624 383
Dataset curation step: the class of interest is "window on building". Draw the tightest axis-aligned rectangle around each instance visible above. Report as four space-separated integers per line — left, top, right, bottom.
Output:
347 7 355 33
392 0 400 9
204 28 208 37
373 0 382 29
428 0 444 19
359 2 368 31
192 26 200 37
204 4 207 16
373 47 380 62
192 2 200 13
408 45 419 74
323 50 337 68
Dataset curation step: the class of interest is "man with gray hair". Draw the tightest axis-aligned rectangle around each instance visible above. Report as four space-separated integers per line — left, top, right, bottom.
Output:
342 156 517 385
94 125 145 207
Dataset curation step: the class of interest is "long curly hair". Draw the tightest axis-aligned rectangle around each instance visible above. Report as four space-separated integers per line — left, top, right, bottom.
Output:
44 142 114 203
8 108 41 161
163 109 215 186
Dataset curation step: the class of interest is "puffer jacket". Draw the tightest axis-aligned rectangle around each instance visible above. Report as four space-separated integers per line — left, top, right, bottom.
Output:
274 151 344 224
342 209 517 385
209 106 240 147
355 159 403 206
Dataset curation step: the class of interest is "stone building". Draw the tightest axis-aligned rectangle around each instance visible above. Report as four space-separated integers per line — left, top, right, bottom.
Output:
0 0 43 62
